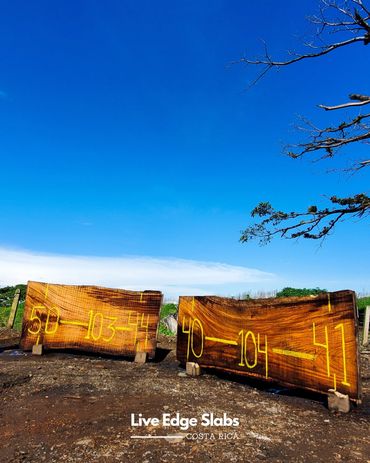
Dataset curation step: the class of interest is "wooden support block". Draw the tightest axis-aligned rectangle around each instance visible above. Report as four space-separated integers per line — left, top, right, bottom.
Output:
186 362 201 376
134 351 147 364
32 344 43 356
328 389 350 413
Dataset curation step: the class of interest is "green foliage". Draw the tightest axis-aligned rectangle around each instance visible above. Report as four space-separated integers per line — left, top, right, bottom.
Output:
0 284 27 330
241 195 370 244
357 296 370 312
160 303 178 319
0 284 27 306
158 324 175 336
276 287 327 298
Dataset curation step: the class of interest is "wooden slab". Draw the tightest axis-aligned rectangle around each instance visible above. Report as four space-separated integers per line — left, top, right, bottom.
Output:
20 281 162 358
177 291 361 401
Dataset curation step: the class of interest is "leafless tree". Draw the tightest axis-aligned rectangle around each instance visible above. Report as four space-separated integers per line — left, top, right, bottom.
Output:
239 0 370 244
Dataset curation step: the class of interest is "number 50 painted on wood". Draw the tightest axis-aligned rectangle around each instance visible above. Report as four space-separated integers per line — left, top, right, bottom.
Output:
20 281 163 358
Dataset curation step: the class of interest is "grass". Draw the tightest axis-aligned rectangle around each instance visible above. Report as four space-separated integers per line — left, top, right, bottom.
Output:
0 302 25 331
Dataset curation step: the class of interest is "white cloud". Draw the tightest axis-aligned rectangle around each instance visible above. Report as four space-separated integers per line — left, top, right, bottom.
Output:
0 247 278 299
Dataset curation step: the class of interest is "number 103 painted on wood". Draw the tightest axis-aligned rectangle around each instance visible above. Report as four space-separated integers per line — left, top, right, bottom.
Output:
20 281 163 358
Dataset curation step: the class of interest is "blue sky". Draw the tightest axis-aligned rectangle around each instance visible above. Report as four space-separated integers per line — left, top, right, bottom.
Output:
0 0 369 297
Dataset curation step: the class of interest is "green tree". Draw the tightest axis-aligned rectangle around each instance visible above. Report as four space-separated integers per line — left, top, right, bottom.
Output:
276 287 327 298
0 284 27 306
239 0 369 244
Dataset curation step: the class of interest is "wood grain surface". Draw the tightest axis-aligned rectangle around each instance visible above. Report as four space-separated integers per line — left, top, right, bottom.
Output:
176 291 361 401
20 281 162 358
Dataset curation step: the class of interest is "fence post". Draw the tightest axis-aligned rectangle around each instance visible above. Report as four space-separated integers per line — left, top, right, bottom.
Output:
363 306 370 347
7 288 21 329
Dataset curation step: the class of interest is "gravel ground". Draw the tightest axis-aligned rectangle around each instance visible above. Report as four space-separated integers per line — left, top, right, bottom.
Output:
0 332 369 463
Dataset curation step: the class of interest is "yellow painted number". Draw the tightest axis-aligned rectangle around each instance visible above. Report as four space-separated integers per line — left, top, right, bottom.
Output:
238 329 257 368
182 316 204 360
45 307 60 335
191 318 204 358
334 323 350 386
28 306 43 335
102 316 118 342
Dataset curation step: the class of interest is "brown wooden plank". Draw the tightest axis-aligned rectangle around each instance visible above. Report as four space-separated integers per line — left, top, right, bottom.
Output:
20 281 162 358
176 291 361 401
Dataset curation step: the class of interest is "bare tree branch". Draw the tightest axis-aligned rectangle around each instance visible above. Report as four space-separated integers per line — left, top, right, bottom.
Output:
239 35 366 69
240 195 370 244
319 98 370 110
239 0 370 243
359 159 370 167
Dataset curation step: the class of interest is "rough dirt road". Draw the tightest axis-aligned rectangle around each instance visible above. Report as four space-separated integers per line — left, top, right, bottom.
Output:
0 334 369 463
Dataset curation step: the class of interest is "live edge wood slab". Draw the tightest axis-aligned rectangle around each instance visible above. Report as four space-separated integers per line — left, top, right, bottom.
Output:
20 281 163 358
176 291 361 402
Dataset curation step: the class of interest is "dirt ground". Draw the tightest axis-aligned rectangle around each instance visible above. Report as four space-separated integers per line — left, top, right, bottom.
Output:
0 331 369 463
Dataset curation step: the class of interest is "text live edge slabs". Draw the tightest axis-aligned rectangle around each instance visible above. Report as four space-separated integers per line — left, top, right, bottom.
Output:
176 291 361 402
20 281 163 358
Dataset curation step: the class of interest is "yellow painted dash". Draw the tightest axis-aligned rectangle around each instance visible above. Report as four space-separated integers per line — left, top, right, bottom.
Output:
205 336 238 346
59 320 89 327
115 326 132 331
272 348 316 360
328 293 332 313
